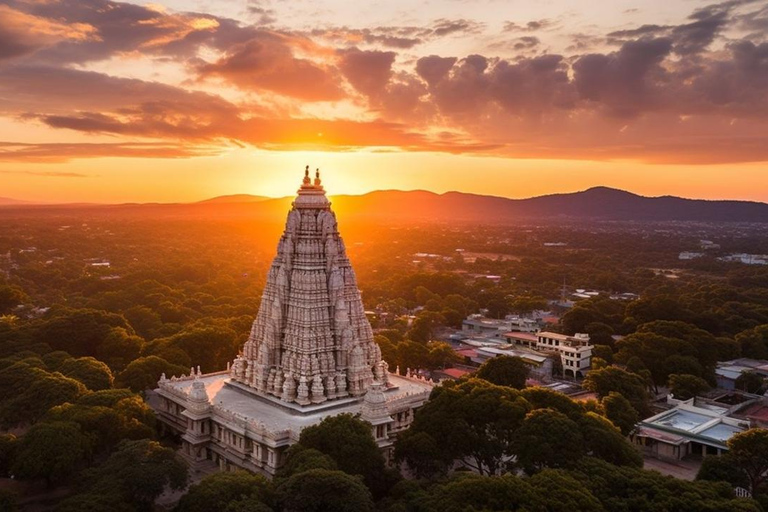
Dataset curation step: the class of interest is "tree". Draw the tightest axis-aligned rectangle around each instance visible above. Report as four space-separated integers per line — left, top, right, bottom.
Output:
583 366 649 416
427 341 460 370
12 421 91 485
601 392 638 435
278 445 337 479
395 379 530 476
727 428 768 495
513 409 584 474
668 374 710 400
177 471 272 512
697 454 750 490
0 285 27 314
276 469 374 512
297 414 389 496
1 371 87 427
151 326 238 373
395 341 430 372
36 308 133 357
406 311 445 343
59 357 114 391
79 440 187 510
476 356 529 389
115 355 187 392
573 457 759 512
95 327 144 371
578 412 642 468
736 371 765 394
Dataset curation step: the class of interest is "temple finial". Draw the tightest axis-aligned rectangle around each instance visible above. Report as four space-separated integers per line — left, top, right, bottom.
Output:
314 168 322 186
303 165 311 185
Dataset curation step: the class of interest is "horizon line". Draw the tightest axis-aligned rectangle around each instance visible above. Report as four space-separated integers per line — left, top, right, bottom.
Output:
3 185 768 207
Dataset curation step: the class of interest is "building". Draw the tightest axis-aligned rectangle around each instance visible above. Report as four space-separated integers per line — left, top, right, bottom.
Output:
152 168 433 477
715 358 768 390
719 253 768 265
633 393 760 460
461 314 539 336
532 331 593 378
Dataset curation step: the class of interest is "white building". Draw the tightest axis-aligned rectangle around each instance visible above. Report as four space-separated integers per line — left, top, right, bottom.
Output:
151 168 432 477
534 332 593 378
633 394 757 460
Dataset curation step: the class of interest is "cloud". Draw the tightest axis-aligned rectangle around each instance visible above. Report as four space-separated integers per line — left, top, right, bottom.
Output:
1 0 768 166
0 4 97 61
196 32 344 101
503 19 558 32
432 19 484 37
0 142 216 162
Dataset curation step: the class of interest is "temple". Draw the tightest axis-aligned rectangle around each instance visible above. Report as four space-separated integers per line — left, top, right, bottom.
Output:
150 168 433 477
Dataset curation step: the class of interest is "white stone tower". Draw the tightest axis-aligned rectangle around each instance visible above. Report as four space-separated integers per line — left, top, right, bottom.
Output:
230 167 387 406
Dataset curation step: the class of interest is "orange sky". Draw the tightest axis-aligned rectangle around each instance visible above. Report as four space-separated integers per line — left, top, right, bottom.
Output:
1 0 767 203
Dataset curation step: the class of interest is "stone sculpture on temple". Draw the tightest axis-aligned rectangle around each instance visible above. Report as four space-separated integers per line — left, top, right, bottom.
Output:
234 168 386 405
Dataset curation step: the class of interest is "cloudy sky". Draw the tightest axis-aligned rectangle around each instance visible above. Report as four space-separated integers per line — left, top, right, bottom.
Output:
1 0 767 202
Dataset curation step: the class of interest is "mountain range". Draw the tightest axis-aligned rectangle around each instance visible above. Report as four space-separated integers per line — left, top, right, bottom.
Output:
1 187 767 223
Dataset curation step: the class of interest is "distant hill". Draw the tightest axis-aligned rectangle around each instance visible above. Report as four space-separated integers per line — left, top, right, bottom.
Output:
1 187 767 223
0 197 33 205
320 187 768 223
195 194 272 204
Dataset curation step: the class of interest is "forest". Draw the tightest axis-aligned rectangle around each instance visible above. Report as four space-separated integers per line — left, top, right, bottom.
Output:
1 206 768 510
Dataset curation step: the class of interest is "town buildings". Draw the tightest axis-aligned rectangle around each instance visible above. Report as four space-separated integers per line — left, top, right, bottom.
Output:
151 169 432 477
633 393 760 460
456 317 594 379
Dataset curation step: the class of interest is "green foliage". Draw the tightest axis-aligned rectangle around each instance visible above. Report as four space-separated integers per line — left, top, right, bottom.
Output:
0 284 28 314
513 409 584 474
697 453 750 489
35 308 134 358
297 414 390 497
476 355 529 389
59 356 114 391
277 445 337 479
583 366 649 416
727 428 768 495
276 469 374 512
736 371 765 394
601 392 639 435
396 379 530 476
12 421 92 484
668 374 710 400
0 369 87 428
115 355 187 392
176 470 272 512
573 457 759 512
578 412 643 468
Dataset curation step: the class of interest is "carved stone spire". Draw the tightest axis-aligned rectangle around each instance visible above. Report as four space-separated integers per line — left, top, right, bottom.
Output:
232 168 383 405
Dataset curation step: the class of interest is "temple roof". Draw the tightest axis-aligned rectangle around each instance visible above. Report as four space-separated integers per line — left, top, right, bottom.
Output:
229 168 386 407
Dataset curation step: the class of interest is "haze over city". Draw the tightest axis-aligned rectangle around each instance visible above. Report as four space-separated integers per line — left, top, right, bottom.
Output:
2 0 768 203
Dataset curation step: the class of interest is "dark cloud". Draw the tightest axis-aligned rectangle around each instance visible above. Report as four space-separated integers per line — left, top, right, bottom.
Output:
503 19 558 32
432 19 484 37
338 48 396 98
573 38 673 117
196 33 344 101
514 36 541 50
607 24 670 39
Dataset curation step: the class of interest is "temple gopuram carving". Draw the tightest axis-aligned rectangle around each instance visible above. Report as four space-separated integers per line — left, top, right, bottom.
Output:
151 168 433 477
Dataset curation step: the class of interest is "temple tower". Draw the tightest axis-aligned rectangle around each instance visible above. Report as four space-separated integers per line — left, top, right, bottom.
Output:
232 167 386 405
